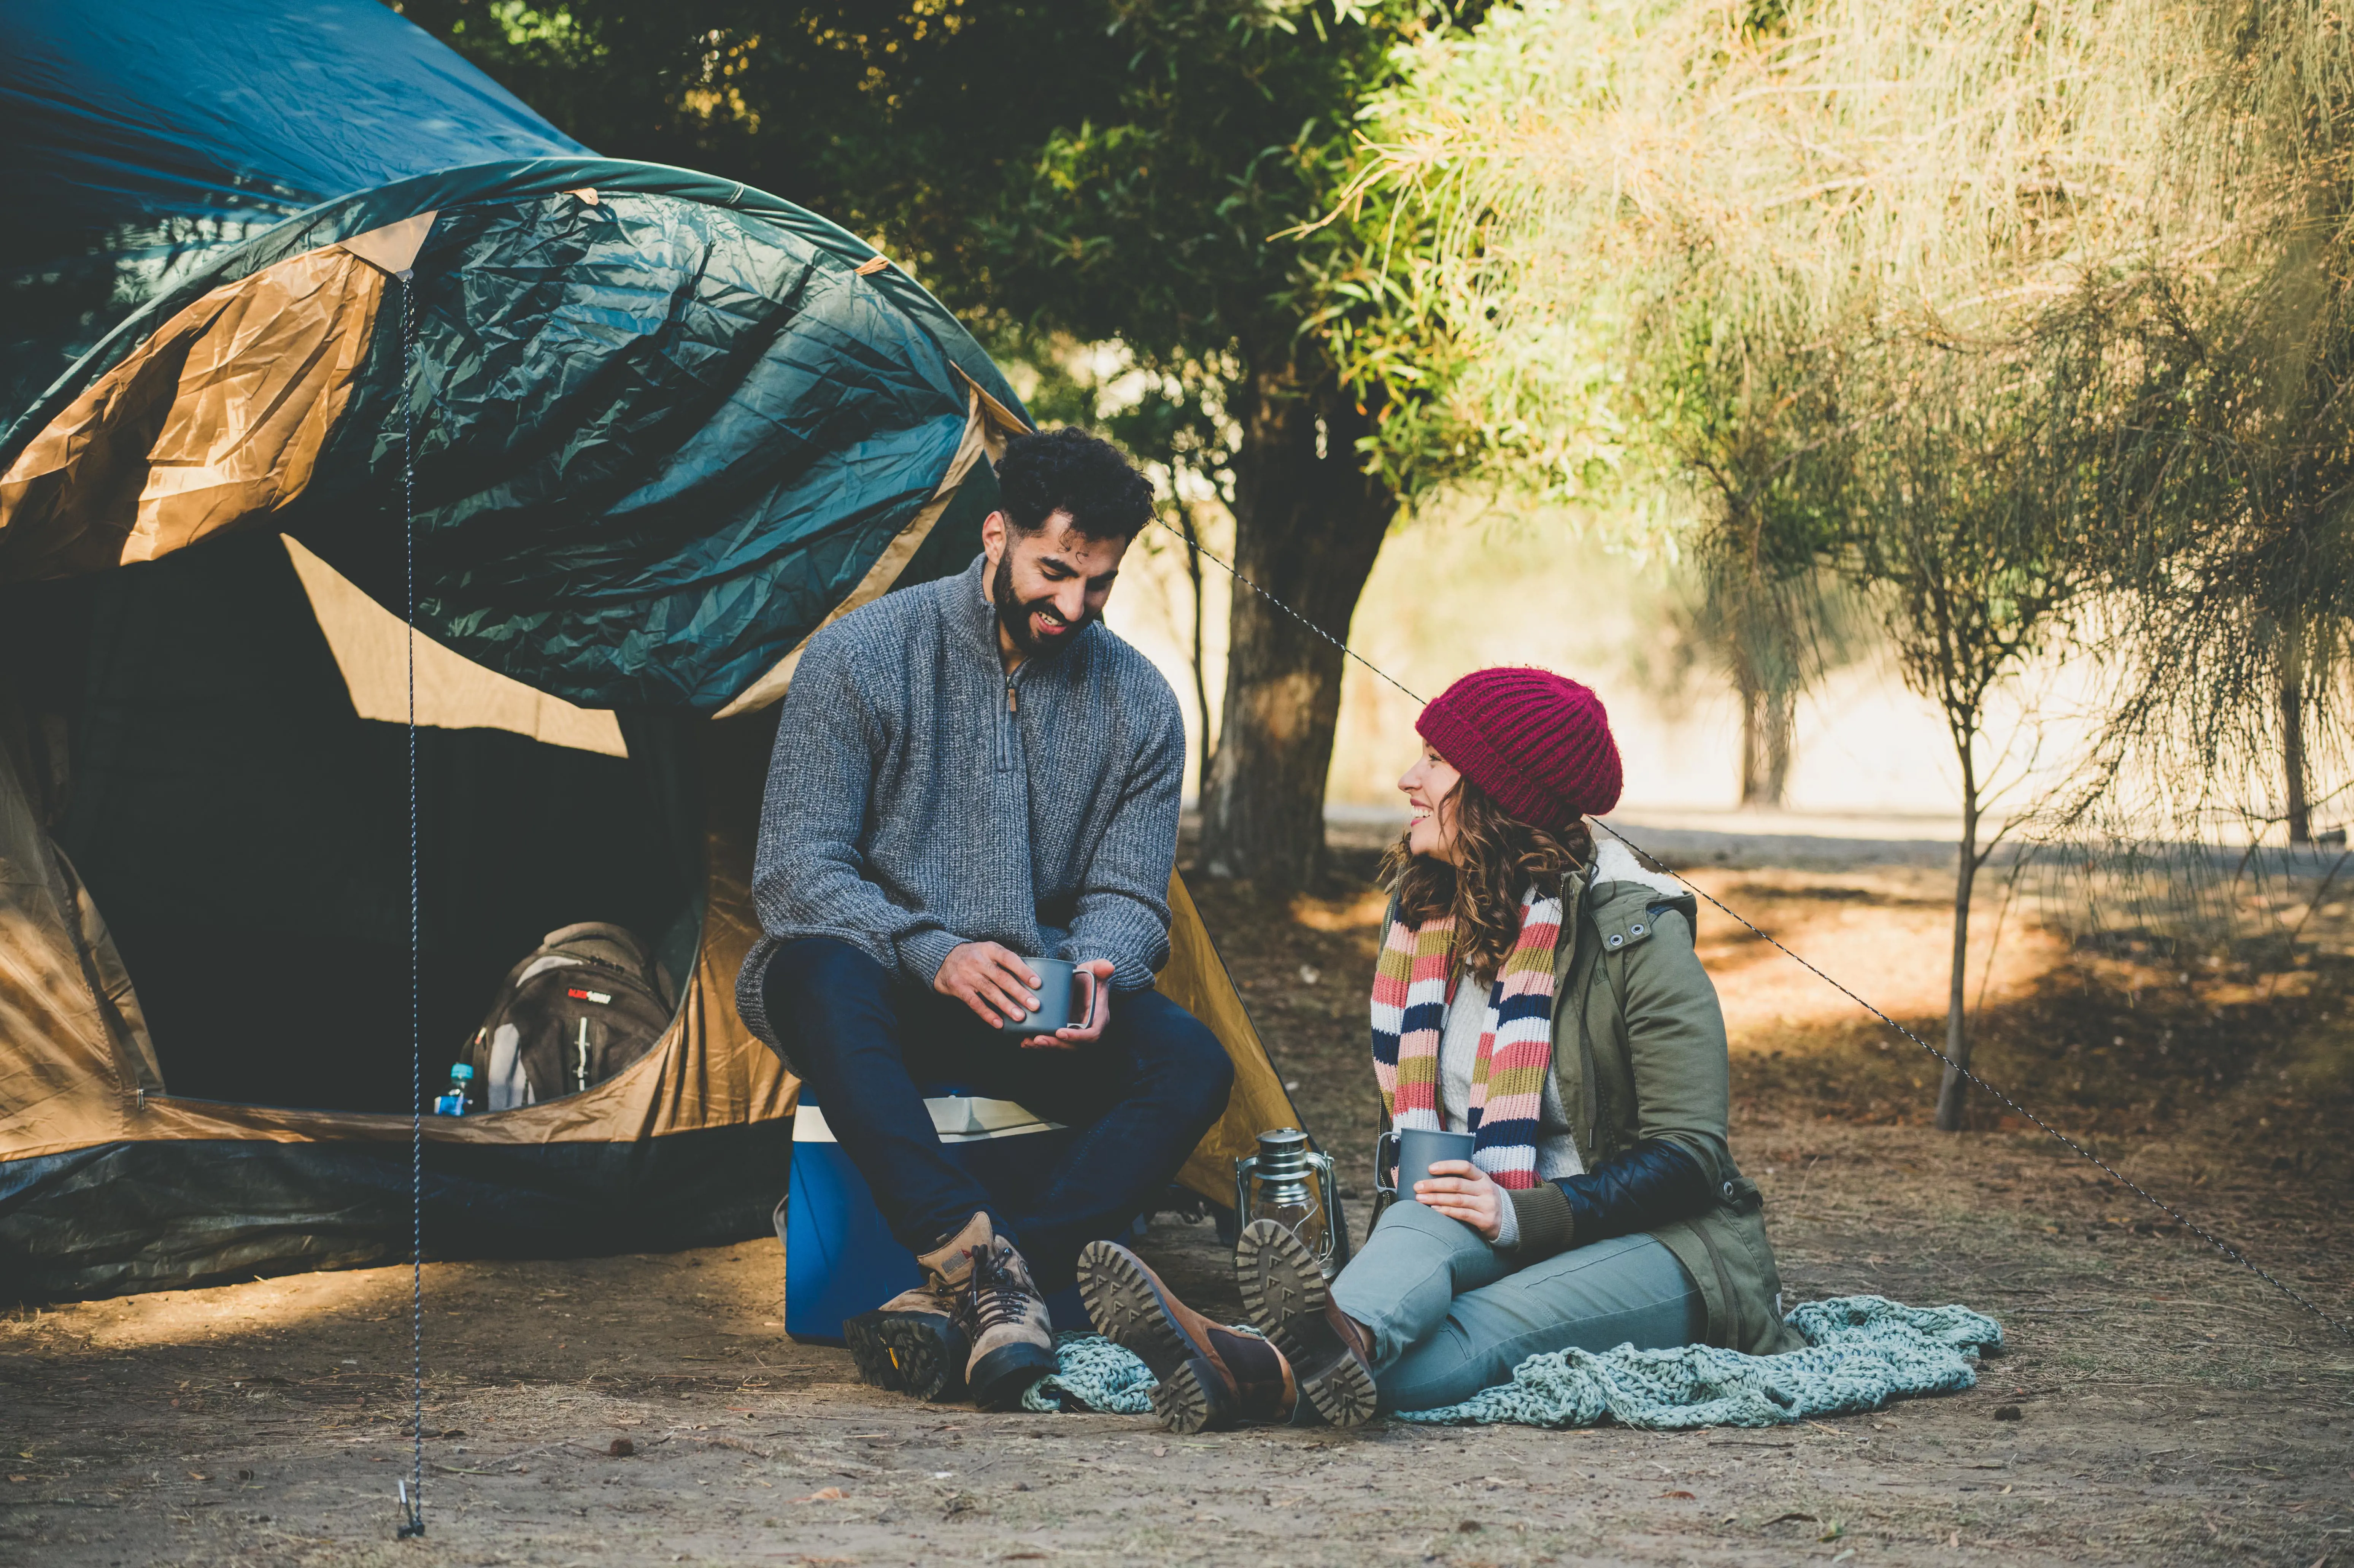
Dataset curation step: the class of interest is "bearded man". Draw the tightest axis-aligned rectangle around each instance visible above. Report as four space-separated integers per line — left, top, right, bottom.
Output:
737 427 1233 1410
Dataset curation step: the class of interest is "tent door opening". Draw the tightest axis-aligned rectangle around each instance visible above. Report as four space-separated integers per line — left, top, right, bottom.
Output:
0 530 704 1116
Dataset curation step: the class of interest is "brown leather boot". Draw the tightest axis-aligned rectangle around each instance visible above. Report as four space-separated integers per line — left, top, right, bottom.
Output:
954 1229 1059 1411
843 1211 990 1402
1077 1240 1297 1433
1236 1219 1379 1428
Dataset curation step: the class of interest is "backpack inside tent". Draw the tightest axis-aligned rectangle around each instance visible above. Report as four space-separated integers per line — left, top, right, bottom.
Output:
0 0 1306 1298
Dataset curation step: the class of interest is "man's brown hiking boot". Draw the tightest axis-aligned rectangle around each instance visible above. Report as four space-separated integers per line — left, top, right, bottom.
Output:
1236 1219 1379 1428
1078 1239 1296 1433
954 1227 1060 1411
843 1211 989 1402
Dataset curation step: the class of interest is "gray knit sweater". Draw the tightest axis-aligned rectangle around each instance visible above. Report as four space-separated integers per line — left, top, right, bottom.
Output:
734 553 1186 1047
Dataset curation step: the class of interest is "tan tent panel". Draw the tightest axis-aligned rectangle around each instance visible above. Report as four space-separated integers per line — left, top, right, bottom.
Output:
0 247 385 581
283 535 629 756
0 710 161 1160
1160 874 1298 1201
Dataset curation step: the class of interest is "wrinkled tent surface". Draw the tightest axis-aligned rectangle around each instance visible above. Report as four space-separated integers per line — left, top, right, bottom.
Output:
0 0 1309 1297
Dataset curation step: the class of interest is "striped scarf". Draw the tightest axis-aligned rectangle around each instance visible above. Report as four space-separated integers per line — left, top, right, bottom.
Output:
1369 886 1562 1190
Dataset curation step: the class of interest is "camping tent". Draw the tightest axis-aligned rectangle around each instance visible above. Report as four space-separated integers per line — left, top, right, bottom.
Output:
0 0 1306 1297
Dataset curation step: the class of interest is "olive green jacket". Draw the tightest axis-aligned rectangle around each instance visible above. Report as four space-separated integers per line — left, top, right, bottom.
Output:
1381 867 1804 1357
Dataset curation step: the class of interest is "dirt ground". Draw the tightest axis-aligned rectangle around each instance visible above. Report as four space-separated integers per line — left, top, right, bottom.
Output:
7 836 2352 1566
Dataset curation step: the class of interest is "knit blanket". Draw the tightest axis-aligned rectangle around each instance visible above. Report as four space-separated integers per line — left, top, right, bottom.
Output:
1371 884 1561 1189
1019 1295 2002 1428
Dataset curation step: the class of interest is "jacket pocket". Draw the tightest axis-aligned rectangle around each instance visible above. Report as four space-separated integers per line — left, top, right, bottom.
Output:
1673 1180 1800 1355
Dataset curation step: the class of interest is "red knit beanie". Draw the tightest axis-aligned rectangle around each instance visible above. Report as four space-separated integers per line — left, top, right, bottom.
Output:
1415 667 1622 830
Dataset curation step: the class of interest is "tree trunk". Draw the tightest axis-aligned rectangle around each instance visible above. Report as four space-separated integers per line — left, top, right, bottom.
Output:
2282 622 2311 844
1764 686 1793 802
1739 681 1795 806
1178 509 1217 800
1198 369 1398 895
1933 749 1981 1132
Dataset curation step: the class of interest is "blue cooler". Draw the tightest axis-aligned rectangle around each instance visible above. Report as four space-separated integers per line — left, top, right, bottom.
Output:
782 1089 1092 1343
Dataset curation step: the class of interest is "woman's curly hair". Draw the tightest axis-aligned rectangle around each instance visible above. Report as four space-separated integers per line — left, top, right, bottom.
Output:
1379 770 1593 981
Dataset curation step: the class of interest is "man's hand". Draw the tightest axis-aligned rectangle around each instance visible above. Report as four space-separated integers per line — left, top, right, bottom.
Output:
1415 1159 1504 1242
934 942 1048 1030
1020 958 1114 1051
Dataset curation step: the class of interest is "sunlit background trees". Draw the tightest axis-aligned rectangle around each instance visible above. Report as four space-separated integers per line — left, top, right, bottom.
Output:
1328 0 2354 1123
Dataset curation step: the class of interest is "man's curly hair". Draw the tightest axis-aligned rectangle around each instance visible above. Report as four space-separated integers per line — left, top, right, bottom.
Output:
996 427 1154 541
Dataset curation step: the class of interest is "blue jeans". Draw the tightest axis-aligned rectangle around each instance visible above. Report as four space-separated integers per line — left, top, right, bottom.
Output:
761 937 1233 1287
1329 1197 1706 1412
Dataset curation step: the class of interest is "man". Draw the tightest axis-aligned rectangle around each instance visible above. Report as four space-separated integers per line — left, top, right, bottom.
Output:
736 426 1235 1411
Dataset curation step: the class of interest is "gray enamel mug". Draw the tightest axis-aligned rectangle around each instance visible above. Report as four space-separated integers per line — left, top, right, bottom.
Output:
1395 1128 1479 1198
995 956 1098 1037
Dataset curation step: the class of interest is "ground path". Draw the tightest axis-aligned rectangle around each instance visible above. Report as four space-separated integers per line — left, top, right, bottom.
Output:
6 1121 2346 1566
7 833 2351 1565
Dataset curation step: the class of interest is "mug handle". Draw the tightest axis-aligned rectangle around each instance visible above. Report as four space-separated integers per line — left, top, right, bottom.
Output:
1070 965 1101 1032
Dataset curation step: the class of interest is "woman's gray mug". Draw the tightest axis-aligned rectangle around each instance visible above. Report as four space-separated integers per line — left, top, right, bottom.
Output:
996 956 1098 1038
1386 1127 1479 1199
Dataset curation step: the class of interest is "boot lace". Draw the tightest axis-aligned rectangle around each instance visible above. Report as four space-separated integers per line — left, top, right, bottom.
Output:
961 1243 1034 1336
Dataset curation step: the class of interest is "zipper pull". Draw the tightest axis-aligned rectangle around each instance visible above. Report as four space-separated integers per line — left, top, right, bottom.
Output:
1006 674 1018 714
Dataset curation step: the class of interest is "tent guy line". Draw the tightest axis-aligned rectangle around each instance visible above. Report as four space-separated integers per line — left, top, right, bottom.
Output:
399 273 428 1543
1148 514 2354 1344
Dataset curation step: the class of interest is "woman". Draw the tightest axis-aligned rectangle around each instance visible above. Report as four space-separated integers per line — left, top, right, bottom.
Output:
1077 666 1802 1432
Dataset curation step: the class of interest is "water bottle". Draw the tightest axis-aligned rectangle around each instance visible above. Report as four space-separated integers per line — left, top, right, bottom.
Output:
433 1062 473 1116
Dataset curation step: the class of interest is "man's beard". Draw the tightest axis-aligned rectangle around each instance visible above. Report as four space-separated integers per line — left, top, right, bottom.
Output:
992 549 1093 659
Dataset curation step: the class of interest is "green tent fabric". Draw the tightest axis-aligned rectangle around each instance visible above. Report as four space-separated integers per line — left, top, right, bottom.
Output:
286 186 999 708
1 0 1029 711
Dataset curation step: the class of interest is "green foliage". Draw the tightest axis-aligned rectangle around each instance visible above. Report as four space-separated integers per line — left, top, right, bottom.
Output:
399 0 1492 501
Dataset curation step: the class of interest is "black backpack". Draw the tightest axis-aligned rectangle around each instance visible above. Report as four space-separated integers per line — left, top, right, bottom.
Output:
462 923 675 1110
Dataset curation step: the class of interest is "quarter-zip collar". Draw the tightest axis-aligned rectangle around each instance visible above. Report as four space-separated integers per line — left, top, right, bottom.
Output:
952 552 1010 667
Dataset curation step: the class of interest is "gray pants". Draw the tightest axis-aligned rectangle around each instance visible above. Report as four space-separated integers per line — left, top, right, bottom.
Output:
1329 1197 1705 1412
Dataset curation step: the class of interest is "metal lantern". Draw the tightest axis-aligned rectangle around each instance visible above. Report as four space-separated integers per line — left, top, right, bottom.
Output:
1233 1127 1343 1276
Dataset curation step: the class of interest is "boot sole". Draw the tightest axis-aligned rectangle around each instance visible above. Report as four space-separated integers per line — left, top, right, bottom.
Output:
1077 1241 1236 1434
1148 1356 1237 1436
1235 1221 1379 1428
844 1310 967 1403
967 1340 1061 1412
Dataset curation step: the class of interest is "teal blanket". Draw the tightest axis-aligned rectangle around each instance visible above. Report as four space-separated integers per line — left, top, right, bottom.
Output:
1023 1295 2002 1428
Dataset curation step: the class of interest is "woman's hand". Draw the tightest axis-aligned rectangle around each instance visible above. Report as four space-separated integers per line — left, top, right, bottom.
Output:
1415 1159 1504 1242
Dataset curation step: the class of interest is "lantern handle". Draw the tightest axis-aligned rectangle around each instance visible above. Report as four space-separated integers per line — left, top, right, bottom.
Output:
1306 1149 1351 1270
1371 1131 1400 1228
